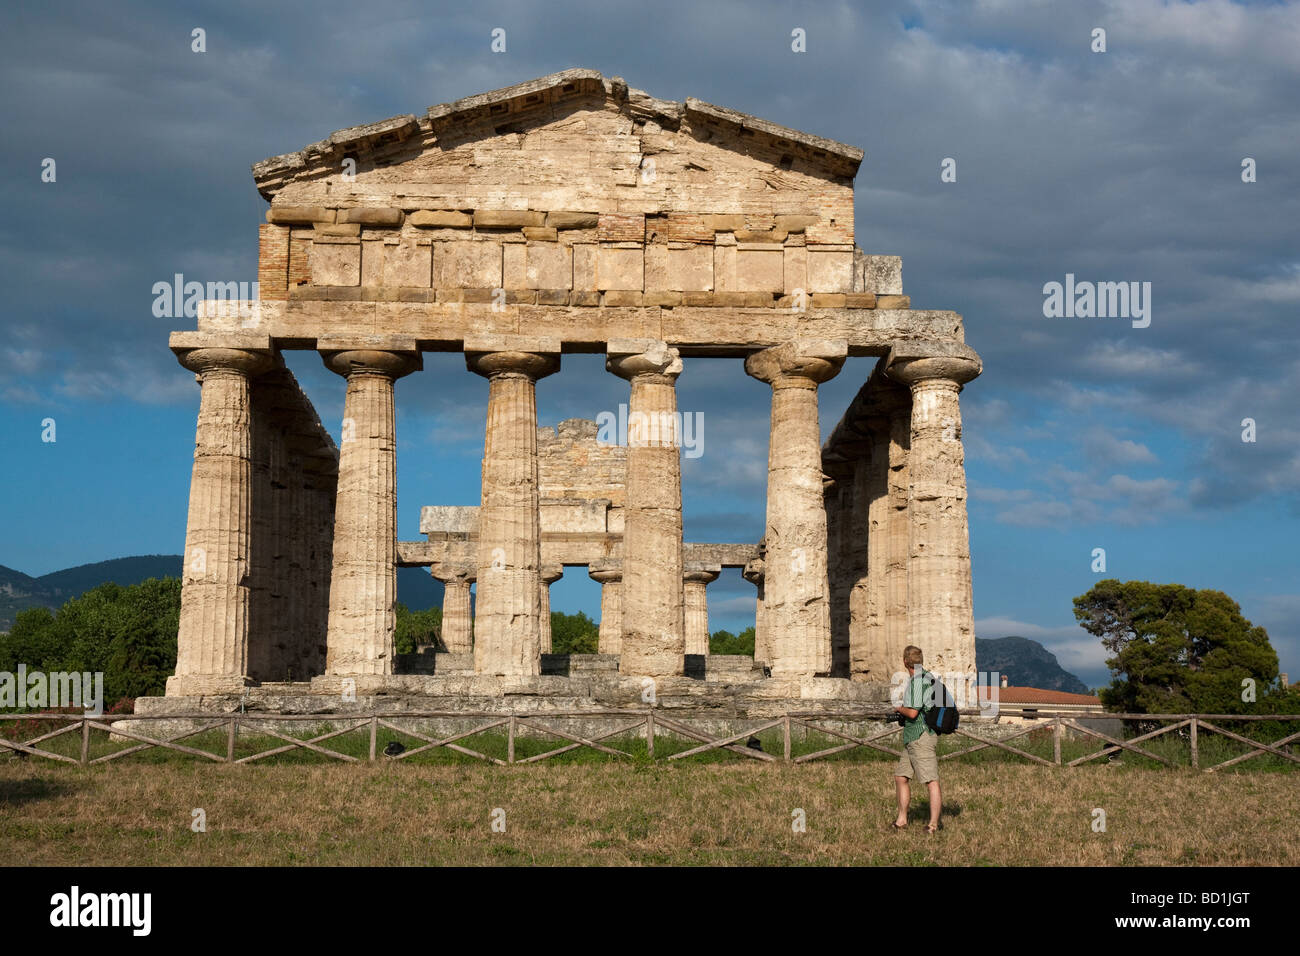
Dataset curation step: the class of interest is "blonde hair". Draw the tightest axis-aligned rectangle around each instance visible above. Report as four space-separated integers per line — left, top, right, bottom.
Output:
903 645 924 667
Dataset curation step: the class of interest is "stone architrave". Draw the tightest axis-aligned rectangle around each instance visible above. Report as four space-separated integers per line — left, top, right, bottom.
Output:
607 340 685 677
169 342 274 696
682 563 721 657
432 563 475 654
889 354 981 690
588 560 623 655
745 340 847 677
538 564 564 653
320 343 421 676
467 340 560 676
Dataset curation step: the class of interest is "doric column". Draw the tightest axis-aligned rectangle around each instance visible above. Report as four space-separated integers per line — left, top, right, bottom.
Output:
742 554 767 665
538 564 564 653
588 561 623 655
607 340 684 677
682 563 721 657
889 354 981 685
320 345 421 676
745 340 846 678
468 344 560 676
168 344 273 696
432 563 474 654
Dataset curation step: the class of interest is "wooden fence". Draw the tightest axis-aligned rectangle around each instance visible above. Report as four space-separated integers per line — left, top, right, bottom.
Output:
0 710 1296 772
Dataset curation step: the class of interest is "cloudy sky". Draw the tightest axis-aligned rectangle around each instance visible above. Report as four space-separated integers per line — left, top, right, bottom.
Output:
2 0 1296 689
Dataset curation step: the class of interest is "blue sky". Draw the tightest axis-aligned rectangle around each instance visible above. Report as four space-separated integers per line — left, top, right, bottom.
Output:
2 0 1297 690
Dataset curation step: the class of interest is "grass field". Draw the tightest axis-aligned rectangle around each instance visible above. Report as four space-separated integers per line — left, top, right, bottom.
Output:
1 723 1296 865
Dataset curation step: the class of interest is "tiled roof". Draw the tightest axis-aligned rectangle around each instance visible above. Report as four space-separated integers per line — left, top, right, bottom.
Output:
976 685 1102 706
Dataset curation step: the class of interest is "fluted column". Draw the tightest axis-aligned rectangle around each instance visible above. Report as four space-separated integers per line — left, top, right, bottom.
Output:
884 403 912 680
889 354 981 685
321 348 420 676
538 564 563 653
683 564 720 657
168 346 273 696
745 340 846 678
855 415 892 680
607 341 684 677
588 561 623 655
432 563 474 654
468 349 559 676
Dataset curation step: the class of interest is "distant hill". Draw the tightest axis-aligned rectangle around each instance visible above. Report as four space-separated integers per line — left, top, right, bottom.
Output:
976 636 1090 694
1 554 444 631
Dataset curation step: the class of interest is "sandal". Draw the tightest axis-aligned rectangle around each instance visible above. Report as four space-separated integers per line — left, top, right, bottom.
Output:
925 822 943 834
890 821 908 831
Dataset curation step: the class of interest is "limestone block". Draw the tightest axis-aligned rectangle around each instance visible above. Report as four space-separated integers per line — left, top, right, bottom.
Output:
596 245 643 291
420 505 481 534
539 498 608 533
474 209 545 229
269 205 334 225
310 242 360 286
736 247 784 292
525 242 572 289
807 248 853 293
361 240 384 286
409 210 472 228
502 244 526 287
339 207 403 226
382 240 431 287
784 244 808 294
572 244 598 290
714 242 737 292
546 211 599 229
434 240 502 288
854 253 903 295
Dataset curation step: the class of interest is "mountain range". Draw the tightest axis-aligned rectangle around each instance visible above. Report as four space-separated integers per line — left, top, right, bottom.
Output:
0 555 443 632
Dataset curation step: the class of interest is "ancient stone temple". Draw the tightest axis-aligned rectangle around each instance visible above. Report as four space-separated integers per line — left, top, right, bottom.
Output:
152 69 981 718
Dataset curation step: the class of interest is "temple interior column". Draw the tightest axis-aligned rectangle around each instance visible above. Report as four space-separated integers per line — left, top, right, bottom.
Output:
743 553 767 666
433 563 475 654
539 564 563 653
468 346 559 676
320 346 420 677
682 564 721 657
607 340 684 677
588 561 623 655
744 340 846 678
168 344 273 696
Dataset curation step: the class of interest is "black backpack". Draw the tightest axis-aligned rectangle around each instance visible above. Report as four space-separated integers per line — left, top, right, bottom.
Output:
921 670 960 735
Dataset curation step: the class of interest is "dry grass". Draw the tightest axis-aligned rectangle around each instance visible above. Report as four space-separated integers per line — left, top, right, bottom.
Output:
1 759 1295 866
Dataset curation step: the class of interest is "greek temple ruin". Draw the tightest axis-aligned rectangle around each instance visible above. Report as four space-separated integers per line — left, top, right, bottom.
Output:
148 69 982 718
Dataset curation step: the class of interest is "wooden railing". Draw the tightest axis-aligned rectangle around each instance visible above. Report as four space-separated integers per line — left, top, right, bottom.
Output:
0 710 1296 771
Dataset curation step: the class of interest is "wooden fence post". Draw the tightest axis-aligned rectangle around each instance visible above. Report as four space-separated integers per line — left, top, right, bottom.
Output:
369 715 378 762
1053 716 1062 766
80 718 90 766
1190 717 1198 770
507 714 516 764
784 715 791 762
646 711 655 760
227 717 237 763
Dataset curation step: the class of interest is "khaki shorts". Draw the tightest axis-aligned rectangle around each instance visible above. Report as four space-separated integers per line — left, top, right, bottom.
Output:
894 732 939 784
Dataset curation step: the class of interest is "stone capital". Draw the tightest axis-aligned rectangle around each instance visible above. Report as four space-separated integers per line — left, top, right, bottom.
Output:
588 560 622 585
887 354 981 389
322 348 422 380
744 339 847 388
177 346 275 378
683 563 721 585
466 349 560 381
606 340 682 383
540 563 564 585
742 557 765 585
431 562 476 584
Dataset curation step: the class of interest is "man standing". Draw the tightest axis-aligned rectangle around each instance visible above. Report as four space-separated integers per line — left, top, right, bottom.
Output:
892 645 942 833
